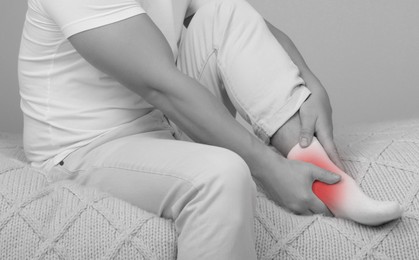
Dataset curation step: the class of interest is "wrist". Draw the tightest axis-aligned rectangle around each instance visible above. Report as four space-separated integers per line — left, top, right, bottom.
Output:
300 69 324 91
244 141 284 180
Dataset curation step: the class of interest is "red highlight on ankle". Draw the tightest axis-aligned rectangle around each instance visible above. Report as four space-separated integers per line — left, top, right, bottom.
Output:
312 180 343 208
288 139 403 225
289 146 344 209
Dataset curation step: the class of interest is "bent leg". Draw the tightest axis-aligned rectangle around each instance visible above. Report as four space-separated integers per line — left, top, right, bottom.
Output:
177 0 402 226
177 0 310 144
55 130 257 260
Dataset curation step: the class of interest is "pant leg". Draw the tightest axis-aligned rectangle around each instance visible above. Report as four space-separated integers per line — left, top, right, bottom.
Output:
49 128 257 260
177 0 311 144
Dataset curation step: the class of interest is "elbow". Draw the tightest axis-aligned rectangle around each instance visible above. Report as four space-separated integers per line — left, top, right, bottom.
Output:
141 87 166 105
138 69 179 106
125 64 185 110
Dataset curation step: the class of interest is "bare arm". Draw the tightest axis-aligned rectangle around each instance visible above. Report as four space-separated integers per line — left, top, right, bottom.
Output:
69 14 339 215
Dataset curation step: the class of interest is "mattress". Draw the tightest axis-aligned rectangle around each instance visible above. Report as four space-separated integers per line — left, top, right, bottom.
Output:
1 119 419 259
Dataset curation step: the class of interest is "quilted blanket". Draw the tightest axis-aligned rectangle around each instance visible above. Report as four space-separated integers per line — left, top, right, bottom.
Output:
1 119 419 259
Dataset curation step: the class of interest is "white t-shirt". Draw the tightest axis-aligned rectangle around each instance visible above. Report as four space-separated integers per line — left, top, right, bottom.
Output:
18 0 212 170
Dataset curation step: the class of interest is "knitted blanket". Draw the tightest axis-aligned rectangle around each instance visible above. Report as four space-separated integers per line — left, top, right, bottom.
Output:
1 119 419 259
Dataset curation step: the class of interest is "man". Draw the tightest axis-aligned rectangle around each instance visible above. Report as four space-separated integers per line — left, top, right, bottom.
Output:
18 0 401 259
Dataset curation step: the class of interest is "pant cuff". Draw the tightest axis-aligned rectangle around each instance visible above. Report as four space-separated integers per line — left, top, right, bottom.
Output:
252 85 311 144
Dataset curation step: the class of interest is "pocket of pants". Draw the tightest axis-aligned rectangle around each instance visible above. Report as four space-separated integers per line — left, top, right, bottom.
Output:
46 160 78 183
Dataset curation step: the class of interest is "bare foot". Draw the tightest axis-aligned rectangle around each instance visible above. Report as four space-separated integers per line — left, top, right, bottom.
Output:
271 112 403 225
287 138 403 226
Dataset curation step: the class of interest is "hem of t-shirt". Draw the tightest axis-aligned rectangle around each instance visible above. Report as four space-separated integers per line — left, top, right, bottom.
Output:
29 108 160 172
62 7 146 38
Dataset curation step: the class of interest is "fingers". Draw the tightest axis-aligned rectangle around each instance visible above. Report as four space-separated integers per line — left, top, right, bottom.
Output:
299 114 317 148
311 166 341 185
289 196 333 217
300 209 314 216
309 196 334 217
288 203 312 216
316 128 346 171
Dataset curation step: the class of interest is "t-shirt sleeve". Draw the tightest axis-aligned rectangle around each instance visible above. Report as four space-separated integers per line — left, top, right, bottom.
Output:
40 0 146 38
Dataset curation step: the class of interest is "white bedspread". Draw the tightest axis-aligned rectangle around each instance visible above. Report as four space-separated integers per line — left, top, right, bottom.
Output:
1 119 419 259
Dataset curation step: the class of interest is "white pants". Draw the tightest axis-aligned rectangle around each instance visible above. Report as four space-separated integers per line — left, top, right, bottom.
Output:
49 0 310 259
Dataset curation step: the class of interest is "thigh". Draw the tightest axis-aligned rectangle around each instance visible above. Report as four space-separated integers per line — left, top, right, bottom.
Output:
53 130 248 219
177 10 236 116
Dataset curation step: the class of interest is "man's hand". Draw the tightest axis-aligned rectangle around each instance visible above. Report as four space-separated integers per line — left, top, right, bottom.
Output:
255 152 340 216
298 79 345 171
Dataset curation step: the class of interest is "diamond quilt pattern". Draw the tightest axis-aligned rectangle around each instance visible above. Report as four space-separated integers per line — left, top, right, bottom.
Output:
1 119 419 259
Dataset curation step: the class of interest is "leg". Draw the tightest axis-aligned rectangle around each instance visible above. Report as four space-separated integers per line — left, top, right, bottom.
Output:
51 128 257 259
178 1 402 226
273 112 403 226
177 0 310 144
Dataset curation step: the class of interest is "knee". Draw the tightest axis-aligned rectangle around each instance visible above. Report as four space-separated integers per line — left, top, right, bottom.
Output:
195 148 256 200
178 148 257 228
194 0 264 27
216 0 264 25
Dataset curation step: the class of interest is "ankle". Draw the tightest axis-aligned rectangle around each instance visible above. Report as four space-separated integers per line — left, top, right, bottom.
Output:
270 112 301 156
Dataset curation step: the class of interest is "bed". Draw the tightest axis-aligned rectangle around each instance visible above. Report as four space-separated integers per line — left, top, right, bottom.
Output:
1 119 419 259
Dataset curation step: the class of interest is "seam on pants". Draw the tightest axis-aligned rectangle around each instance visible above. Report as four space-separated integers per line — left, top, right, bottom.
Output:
82 165 200 193
216 58 268 137
197 48 218 82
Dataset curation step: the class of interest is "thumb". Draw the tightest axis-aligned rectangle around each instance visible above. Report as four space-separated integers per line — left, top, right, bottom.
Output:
300 115 316 148
312 167 341 185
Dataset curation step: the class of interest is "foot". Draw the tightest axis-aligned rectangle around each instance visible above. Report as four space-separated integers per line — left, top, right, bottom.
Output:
287 137 403 226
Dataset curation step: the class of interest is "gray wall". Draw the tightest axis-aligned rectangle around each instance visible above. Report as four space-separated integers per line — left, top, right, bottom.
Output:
1 0 419 134
248 0 419 128
1 0 26 133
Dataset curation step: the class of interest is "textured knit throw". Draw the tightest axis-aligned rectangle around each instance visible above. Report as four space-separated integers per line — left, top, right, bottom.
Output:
1 119 419 259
